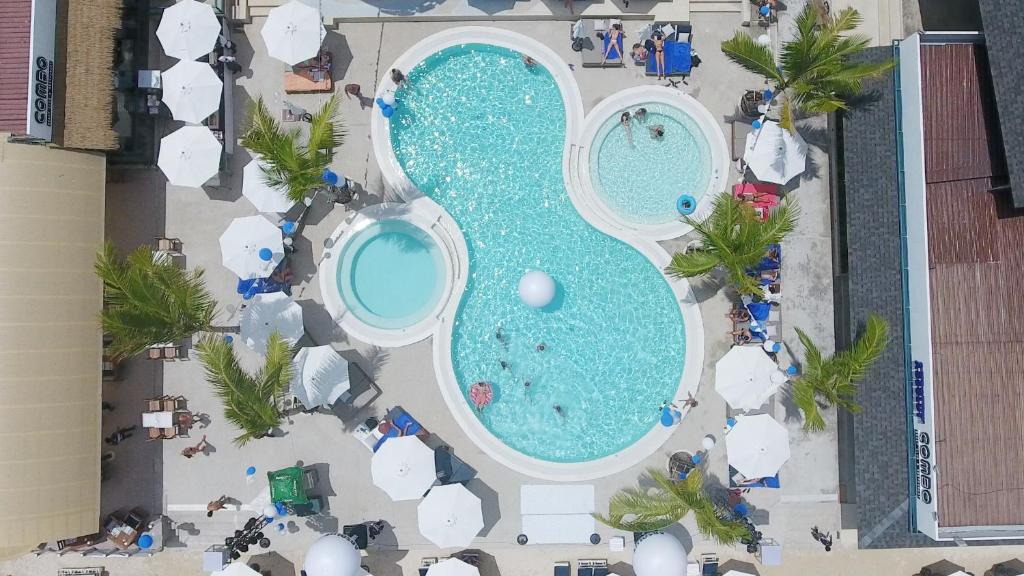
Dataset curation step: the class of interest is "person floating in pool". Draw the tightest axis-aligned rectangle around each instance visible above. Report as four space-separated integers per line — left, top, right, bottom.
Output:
536 342 546 352
554 404 565 420
499 359 510 371
620 112 634 146
524 380 531 390
634 107 648 123
601 23 624 67
649 124 665 139
495 326 509 349
522 54 537 67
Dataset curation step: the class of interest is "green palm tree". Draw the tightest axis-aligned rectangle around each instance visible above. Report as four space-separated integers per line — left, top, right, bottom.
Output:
595 469 749 544
195 332 294 446
240 94 345 203
95 242 217 360
721 5 894 128
792 314 889 431
666 192 798 295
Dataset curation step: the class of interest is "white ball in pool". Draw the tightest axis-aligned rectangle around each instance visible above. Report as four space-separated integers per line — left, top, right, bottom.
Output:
518 270 556 308
381 90 397 107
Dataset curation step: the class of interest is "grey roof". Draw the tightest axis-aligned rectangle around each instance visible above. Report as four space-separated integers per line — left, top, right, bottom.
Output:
978 0 1024 207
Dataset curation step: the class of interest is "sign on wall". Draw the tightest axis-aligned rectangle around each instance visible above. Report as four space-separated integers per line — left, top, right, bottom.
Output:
27 0 57 141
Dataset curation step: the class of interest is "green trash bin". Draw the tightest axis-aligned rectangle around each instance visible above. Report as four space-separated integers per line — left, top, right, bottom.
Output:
268 466 309 505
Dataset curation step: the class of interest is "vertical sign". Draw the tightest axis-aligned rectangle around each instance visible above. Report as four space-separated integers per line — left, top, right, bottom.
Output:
27 0 57 141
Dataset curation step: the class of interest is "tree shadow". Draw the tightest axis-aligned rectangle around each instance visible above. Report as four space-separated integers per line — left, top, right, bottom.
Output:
249 551 297 576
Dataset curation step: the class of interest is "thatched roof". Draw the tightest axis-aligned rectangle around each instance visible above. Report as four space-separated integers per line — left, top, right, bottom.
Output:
60 0 121 150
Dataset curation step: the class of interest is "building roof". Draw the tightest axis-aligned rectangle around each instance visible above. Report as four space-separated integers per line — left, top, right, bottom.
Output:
921 43 1024 529
0 0 31 134
0 137 105 557
978 0 1024 207
60 0 122 150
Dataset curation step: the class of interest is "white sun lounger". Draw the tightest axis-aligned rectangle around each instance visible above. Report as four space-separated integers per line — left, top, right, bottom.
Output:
521 485 596 544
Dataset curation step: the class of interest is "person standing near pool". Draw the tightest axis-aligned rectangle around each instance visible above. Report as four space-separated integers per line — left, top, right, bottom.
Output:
652 32 666 80
390 68 406 87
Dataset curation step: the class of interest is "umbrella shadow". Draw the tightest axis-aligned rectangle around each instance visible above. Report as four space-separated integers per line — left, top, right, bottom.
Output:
465 479 501 537
919 560 969 576
323 29 354 82
296 298 347 345
455 549 503 576
720 559 760 575
990 559 1024 576
248 551 296 576
305 513 340 534
364 550 410 576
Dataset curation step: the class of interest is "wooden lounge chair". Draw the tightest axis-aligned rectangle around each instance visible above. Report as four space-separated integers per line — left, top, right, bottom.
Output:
146 428 162 442
161 396 185 412
155 237 182 254
160 427 176 439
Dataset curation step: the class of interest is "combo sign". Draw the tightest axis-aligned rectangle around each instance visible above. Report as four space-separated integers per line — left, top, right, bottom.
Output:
27 0 57 141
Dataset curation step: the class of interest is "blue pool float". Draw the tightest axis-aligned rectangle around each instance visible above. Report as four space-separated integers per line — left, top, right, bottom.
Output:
660 405 682 427
676 194 697 215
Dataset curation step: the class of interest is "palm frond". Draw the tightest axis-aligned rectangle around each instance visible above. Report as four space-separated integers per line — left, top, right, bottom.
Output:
721 33 785 86
666 250 719 279
792 379 826 432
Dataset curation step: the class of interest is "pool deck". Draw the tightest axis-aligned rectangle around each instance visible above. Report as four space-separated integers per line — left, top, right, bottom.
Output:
2 7 843 576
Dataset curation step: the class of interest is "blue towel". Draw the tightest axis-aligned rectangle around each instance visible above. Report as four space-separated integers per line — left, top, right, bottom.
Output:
646 41 692 75
747 302 771 322
372 409 425 452
603 34 624 61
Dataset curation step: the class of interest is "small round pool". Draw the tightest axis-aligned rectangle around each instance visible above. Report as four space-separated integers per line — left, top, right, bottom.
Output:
337 219 445 330
589 102 712 226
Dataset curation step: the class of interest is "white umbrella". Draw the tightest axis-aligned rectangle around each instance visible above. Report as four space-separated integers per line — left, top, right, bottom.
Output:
304 534 363 576
715 346 783 411
290 345 351 410
261 0 326 66
156 0 221 61
722 571 756 576
426 559 480 576
372 436 437 502
240 292 304 354
633 532 688 576
161 60 223 124
213 563 261 576
158 126 222 188
743 120 807 185
243 156 295 213
219 215 284 280
726 414 791 479
417 484 483 548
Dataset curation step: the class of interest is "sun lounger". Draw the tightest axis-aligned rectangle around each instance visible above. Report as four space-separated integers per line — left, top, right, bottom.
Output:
579 19 625 68
284 72 332 94
578 560 609 576
645 41 692 76
699 553 718 576
419 558 438 576
372 407 428 452
554 562 571 576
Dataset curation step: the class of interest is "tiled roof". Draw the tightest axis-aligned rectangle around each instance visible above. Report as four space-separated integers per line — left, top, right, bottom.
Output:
978 0 1024 207
0 0 31 134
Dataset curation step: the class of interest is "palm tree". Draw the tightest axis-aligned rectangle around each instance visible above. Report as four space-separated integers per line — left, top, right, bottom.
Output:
595 469 749 544
791 314 889 431
721 5 894 128
240 94 344 203
195 332 294 446
666 192 798 295
95 242 217 360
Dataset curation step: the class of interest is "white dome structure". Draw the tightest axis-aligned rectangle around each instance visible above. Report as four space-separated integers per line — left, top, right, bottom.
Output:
633 532 689 576
303 534 362 576
518 270 556 308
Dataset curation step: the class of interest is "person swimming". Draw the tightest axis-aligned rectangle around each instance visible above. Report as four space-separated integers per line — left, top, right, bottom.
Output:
500 360 510 370
554 404 565 419
634 107 648 122
620 112 634 146
649 124 665 139
536 343 546 352
524 380 531 389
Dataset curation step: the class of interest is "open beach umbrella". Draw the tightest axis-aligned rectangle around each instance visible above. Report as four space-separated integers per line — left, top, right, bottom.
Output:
290 346 351 410
156 0 221 61
372 436 437 502
715 346 784 411
240 292 304 354
743 120 807 185
213 563 261 576
157 126 222 188
633 532 688 576
161 60 223 124
261 0 326 66
426 559 480 576
722 572 756 576
304 534 363 576
726 414 791 479
219 215 284 280
243 156 295 213
417 484 483 548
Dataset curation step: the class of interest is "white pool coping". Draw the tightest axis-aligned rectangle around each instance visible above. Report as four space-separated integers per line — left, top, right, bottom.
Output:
369 27 705 482
573 86 731 241
318 198 467 348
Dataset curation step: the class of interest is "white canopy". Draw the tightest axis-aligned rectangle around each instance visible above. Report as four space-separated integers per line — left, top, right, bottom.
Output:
156 0 221 61
157 126 222 188
722 571 757 576
240 292 304 354
303 534 363 576
417 484 483 548
213 563 261 576
715 346 783 411
372 436 437 502
290 345 351 410
161 60 223 124
219 215 284 280
726 414 791 479
426 559 480 576
261 0 326 66
243 156 295 213
743 120 808 185
633 532 689 576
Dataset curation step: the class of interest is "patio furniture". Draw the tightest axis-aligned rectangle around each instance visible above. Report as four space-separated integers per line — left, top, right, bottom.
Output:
419 557 439 576
373 435 437 501
290 495 324 517
269 466 311 505
579 19 625 68
435 446 477 485
142 411 173 429
343 523 369 549
155 237 182 254
372 407 429 452
698 553 718 576
240 292 304 353
290 346 351 410
756 538 782 565
554 562 571 576
578 559 609 576
646 40 692 77
147 345 182 360
285 50 333 93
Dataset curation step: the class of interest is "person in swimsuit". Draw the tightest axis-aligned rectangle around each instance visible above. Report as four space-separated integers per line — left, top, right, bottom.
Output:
634 107 647 122
620 112 633 146
649 124 665 139
652 32 666 80
602 24 624 66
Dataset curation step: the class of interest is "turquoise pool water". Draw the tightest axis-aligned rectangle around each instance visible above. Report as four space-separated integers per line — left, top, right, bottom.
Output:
390 44 686 463
590 102 712 225
336 219 446 330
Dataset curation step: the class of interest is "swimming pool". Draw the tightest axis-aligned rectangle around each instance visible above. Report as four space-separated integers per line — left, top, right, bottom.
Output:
385 39 692 467
589 103 712 225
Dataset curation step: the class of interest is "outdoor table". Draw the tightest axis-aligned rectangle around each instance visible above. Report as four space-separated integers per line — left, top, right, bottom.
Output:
142 411 173 428
104 518 138 549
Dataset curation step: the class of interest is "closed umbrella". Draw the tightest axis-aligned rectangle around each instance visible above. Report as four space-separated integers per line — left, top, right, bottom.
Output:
426 559 480 576
417 484 483 548
290 346 351 410
243 156 295 213
726 414 790 479
156 0 221 61
372 436 437 502
261 0 325 66
240 292 304 354
161 60 223 124
158 126 222 188
219 215 284 280
743 120 807 185
715 346 783 411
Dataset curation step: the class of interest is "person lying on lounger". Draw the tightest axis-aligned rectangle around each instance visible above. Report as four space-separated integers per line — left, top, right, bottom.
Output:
602 24 624 66
731 328 753 345
727 307 751 322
